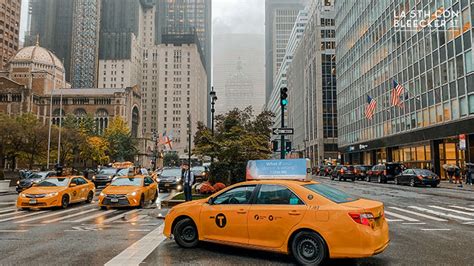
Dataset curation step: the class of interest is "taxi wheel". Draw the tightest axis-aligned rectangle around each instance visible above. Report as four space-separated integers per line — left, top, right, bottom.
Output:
173 218 199 248
86 191 94 203
61 195 69 209
291 231 327 265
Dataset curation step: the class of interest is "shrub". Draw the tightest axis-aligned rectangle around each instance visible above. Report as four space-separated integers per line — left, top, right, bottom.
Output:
199 182 215 194
213 182 226 192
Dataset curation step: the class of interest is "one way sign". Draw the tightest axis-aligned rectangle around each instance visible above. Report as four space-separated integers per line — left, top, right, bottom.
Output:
272 128 294 135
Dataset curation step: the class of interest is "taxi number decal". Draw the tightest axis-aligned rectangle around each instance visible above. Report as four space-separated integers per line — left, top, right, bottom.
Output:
215 213 226 228
72 191 77 197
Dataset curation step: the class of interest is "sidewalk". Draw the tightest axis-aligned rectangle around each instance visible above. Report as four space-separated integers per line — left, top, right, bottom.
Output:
439 180 474 191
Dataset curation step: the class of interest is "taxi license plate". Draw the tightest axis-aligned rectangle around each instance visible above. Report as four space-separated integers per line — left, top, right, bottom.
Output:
29 199 37 204
111 198 119 203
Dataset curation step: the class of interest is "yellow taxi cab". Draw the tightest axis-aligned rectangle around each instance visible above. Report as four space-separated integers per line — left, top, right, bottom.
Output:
17 176 95 210
163 159 389 265
98 175 158 209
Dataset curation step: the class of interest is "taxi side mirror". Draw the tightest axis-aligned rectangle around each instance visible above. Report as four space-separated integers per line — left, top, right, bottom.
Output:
207 197 214 205
69 183 77 187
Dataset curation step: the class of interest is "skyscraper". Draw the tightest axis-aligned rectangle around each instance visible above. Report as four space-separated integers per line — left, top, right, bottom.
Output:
265 0 307 103
0 0 21 70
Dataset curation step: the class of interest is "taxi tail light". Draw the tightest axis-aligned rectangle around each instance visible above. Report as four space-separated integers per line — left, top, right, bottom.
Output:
349 212 374 226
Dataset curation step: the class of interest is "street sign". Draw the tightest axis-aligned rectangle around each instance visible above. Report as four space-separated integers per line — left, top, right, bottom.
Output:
272 128 294 135
459 134 466 150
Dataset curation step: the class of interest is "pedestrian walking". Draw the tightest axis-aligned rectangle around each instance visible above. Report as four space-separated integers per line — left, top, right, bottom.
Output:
446 167 455 183
454 167 462 187
466 163 473 186
182 163 194 201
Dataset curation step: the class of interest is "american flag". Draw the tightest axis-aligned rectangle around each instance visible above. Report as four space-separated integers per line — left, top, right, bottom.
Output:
391 80 405 107
365 95 377 120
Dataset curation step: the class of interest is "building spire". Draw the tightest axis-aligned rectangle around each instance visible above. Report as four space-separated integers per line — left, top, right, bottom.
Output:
35 34 40 46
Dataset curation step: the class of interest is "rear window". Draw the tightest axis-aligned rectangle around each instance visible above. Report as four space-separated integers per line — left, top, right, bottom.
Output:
359 166 369 171
303 184 358 203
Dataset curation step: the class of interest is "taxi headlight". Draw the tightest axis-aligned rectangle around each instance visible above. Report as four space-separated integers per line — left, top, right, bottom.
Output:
46 192 58 198
100 192 106 197
16 180 20 185
92 176 96 180
176 176 182 182
108 175 113 179
21 193 27 198
128 191 137 196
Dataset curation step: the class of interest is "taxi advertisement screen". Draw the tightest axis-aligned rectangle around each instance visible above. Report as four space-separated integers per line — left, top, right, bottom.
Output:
246 159 311 181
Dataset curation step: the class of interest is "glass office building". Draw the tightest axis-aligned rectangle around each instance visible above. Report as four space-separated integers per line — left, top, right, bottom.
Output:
336 0 474 178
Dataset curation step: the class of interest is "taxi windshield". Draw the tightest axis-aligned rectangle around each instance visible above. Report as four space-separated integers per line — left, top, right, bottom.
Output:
303 184 358 203
37 178 69 187
110 178 142 187
161 168 182 176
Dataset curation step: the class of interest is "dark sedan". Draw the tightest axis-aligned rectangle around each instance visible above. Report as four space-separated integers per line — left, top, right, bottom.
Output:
157 168 183 192
354 165 372 180
16 171 56 193
91 167 119 187
330 165 356 182
395 169 440 187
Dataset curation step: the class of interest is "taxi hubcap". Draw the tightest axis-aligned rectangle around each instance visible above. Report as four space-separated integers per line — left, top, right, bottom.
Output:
181 226 195 242
299 238 319 260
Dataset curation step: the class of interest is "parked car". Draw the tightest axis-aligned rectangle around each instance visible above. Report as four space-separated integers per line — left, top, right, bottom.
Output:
395 169 440 187
319 165 335 176
330 165 356 181
16 171 56 193
366 163 404 183
354 165 372 180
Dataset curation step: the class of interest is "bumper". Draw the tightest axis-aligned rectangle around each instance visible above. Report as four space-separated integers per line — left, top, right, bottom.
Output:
93 179 112 186
99 195 140 207
159 182 181 191
16 196 61 209
418 179 440 186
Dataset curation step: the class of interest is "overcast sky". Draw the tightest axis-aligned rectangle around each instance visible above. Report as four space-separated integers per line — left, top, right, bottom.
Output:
19 0 265 41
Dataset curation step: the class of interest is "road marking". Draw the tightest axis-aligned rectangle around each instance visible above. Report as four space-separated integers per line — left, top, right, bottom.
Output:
389 207 448 222
105 224 165 266
0 229 28 233
0 210 26 219
101 210 139 224
385 218 403 222
384 210 419 222
128 214 148 222
449 205 474 212
14 205 90 223
0 211 48 223
429 206 474 217
0 207 17 214
128 229 151 232
409 206 474 221
43 209 96 224
402 222 426 225
0 202 16 205
66 209 117 223
421 228 451 231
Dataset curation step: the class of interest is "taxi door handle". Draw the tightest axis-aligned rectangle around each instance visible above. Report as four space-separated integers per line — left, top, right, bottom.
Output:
288 210 301 216
237 209 247 214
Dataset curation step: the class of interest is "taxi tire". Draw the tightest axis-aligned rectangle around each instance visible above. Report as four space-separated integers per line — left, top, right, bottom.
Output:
86 191 94 203
173 218 199 248
291 231 327 265
61 195 69 209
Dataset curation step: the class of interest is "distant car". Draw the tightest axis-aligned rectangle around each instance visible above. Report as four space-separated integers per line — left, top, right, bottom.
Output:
98 175 157 209
91 167 119 187
366 163 404 183
395 169 440 187
157 168 183 192
191 166 208 182
331 165 356 182
16 171 56 193
354 165 372 180
319 165 334 176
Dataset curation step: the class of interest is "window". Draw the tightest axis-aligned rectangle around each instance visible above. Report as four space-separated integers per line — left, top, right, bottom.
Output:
213 186 255 205
255 185 303 205
303 184 358 203
76 177 87 185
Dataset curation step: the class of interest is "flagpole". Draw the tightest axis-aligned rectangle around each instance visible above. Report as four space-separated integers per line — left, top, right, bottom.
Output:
57 88 63 165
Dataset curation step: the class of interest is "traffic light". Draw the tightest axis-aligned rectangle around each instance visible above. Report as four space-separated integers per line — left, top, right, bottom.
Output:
280 87 288 106
272 140 279 152
286 141 292 152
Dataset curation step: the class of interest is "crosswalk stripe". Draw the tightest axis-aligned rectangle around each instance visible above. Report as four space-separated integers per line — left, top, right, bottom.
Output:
429 206 474 217
408 206 474 221
0 211 48 223
389 207 448 222
385 218 403 222
14 205 91 224
0 209 26 219
43 209 97 224
0 207 17 214
0 229 29 233
0 202 16 205
384 210 419 222
101 210 139 224
449 205 474 212
421 228 450 231
66 209 117 223
128 214 148 222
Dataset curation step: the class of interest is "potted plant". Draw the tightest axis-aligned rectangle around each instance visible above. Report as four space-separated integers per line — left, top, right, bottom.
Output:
0 170 10 193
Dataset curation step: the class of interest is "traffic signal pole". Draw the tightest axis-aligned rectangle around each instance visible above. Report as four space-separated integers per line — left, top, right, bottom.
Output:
280 102 285 159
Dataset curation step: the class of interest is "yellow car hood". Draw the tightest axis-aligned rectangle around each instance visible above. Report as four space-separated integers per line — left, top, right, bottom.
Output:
22 186 66 194
102 186 142 195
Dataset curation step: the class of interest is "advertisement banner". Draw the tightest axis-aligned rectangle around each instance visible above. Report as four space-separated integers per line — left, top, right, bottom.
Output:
246 159 311 181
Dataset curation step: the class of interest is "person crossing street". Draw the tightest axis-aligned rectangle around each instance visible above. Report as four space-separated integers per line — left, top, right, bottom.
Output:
182 163 194 201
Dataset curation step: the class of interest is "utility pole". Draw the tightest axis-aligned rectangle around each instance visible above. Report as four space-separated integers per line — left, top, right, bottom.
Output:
209 87 217 163
188 115 192 167
280 87 288 159
57 88 63 165
152 130 157 171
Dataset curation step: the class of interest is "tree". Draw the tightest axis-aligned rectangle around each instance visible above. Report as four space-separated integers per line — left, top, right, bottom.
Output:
163 152 180 167
16 114 49 169
0 114 23 169
80 136 109 166
194 107 274 184
104 117 137 162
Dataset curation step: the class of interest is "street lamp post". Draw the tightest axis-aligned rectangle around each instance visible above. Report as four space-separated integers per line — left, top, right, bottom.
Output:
210 87 217 162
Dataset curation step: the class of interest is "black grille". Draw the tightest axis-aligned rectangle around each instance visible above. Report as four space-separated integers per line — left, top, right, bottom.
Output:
103 194 129 205
25 194 46 198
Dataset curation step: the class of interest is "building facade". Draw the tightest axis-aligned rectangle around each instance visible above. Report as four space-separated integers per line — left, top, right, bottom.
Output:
0 0 21 70
336 0 474 177
265 0 307 103
141 34 207 155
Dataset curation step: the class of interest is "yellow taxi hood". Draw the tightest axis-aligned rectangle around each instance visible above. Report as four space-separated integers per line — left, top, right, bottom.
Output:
22 186 66 194
173 198 209 208
102 186 142 195
340 198 385 218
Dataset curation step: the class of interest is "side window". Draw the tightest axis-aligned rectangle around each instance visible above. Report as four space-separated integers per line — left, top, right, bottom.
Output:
70 178 78 186
76 177 87 185
255 185 304 205
213 186 256 205
144 177 153 185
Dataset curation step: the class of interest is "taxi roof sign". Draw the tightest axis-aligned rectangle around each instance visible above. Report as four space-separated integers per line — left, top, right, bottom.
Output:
246 159 312 181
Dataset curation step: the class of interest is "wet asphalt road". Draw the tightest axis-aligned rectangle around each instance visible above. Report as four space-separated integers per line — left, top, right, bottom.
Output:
143 178 474 265
1 179 474 265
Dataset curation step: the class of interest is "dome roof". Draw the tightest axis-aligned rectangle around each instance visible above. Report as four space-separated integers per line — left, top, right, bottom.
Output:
12 44 64 70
